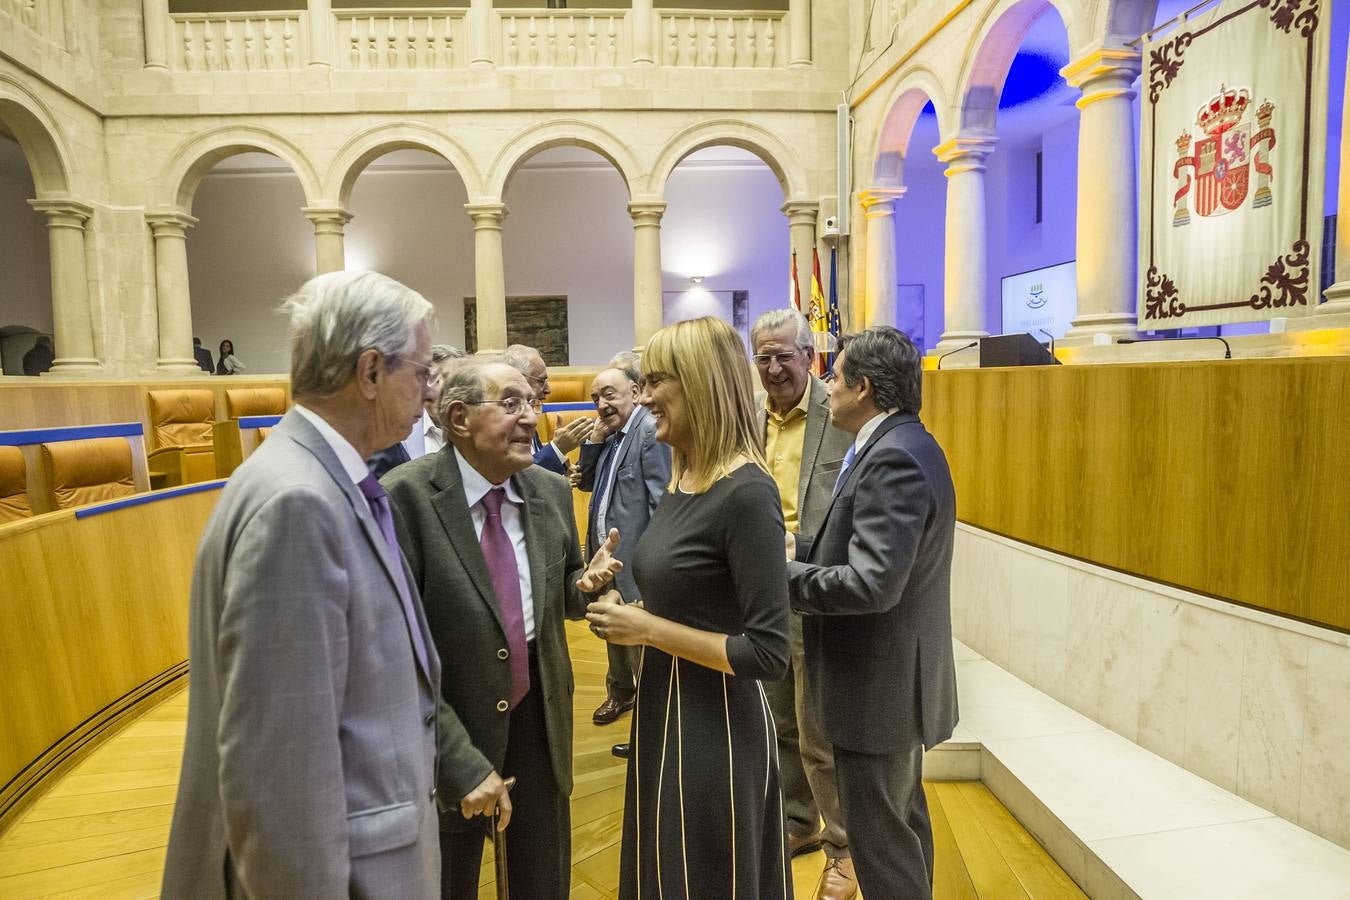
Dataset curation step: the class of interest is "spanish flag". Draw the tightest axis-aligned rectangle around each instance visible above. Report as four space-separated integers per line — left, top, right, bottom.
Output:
790 249 802 311
809 249 829 375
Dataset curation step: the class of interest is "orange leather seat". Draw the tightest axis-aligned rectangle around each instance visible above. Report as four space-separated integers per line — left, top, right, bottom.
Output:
146 390 217 487
225 388 287 418
40 438 135 510
0 446 32 523
547 374 593 403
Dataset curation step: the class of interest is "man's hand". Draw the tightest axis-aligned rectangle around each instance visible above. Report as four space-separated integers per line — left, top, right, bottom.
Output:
460 772 515 830
552 416 594 454
588 415 612 445
576 528 622 593
784 530 796 561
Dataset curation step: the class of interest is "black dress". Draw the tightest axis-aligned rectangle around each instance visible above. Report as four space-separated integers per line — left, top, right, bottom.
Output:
620 465 794 899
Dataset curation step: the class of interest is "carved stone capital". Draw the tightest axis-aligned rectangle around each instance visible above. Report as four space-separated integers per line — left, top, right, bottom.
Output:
302 205 354 234
145 209 199 239
628 200 667 226
465 201 508 229
29 198 95 229
779 199 820 227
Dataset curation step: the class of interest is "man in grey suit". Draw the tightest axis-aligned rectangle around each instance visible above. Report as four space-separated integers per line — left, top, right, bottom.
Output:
752 308 857 900
383 358 608 900
788 326 958 900
163 271 444 899
577 362 670 727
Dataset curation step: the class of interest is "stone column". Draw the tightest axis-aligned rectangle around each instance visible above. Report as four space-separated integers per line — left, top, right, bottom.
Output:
934 136 995 351
146 211 203 374
781 200 819 313
466 202 508 350
306 0 334 67
631 0 654 64
303 206 352 274
859 188 904 327
141 0 169 69
629 200 666 346
468 0 493 68
788 0 811 68
1064 49 1141 340
1314 38 1350 326
28 199 101 373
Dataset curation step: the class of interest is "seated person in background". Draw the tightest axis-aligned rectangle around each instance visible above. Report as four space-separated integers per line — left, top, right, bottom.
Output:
193 337 214 373
369 343 466 478
216 339 245 375
22 335 54 376
502 343 592 473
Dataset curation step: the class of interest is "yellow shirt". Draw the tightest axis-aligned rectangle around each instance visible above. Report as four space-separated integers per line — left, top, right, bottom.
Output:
764 388 812 532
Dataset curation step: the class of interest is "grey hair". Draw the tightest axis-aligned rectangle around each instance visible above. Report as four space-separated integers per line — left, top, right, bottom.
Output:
503 344 541 374
751 308 813 350
432 344 466 364
607 349 642 382
836 326 922 415
281 270 434 401
435 357 496 424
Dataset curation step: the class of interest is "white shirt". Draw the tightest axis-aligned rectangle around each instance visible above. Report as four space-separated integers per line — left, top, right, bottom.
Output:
401 410 444 460
853 408 900 457
592 414 635 544
453 446 537 641
294 404 368 486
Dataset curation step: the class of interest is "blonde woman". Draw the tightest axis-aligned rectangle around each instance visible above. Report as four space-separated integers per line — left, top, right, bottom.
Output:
584 316 793 899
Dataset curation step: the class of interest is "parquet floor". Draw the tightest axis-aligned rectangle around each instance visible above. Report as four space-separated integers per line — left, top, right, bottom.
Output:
0 621 1085 899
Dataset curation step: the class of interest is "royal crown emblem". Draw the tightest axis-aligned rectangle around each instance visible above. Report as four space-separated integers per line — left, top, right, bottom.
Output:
1171 84 1277 223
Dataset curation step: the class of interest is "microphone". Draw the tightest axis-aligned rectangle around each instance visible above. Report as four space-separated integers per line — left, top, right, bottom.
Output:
1036 328 1058 363
935 341 979 370
1116 336 1231 359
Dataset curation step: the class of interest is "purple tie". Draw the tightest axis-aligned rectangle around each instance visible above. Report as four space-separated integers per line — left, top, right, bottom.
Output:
358 473 430 677
480 487 530 707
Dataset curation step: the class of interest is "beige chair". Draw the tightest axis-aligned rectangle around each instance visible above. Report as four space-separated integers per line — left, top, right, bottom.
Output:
225 387 287 419
0 446 32 524
146 390 216 487
39 438 136 511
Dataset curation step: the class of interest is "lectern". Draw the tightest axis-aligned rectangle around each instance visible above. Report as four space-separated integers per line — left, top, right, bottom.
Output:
979 333 1059 367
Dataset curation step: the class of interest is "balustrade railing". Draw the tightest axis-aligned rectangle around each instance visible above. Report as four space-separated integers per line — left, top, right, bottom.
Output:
336 9 468 70
170 12 304 71
658 11 786 68
499 10 628 68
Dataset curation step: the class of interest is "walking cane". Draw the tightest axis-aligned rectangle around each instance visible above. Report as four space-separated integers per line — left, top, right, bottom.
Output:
490 777 516 900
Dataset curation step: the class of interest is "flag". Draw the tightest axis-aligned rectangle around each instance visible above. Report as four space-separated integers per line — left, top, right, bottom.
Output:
809 249 829 375
827 246 841 370
790 249 801 311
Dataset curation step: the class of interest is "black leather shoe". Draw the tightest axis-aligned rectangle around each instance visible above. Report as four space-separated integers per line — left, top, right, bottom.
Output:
611 743 632 758
593 697 635 725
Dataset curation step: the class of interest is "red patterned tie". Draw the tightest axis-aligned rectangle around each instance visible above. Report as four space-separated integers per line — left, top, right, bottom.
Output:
479 487 529 707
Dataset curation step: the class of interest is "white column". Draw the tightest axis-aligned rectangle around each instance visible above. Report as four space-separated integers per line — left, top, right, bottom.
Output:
468 0 493 68
466 202 508 350
1315 38 1350 325
141 0 169 69
631 0 654 65
788 0 811 68
306 0 334 67
934 136 995 351
1064 49 1141 340
629 200 666 347
781 200 819 313
28 199 101 373
303 206 352 274
146 211 203 374
859 188 904 327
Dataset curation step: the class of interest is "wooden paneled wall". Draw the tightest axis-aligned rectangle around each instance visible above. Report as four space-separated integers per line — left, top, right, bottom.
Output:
0 377 291 433
921 357 1350 633
0 487 220 831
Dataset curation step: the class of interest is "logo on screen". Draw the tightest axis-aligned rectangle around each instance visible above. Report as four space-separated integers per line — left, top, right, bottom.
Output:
1026 283 1047 309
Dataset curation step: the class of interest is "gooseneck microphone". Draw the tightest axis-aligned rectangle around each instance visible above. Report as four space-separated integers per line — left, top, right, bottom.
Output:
935 341 980 370
1036 328 1057 362
1116 336 1232 359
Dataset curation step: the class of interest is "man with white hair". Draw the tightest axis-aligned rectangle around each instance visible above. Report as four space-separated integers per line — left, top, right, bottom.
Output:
162 271 444 899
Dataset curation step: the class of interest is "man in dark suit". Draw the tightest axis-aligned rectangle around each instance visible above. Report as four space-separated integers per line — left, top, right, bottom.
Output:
576 362 670 726
192 337 214 374
503 344 591 473
383 358 609 900
163 271 443 898
787 325 958 900
751 309 857 899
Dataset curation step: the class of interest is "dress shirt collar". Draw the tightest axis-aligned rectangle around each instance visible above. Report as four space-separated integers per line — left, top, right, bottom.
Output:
763 384 812 423
294 404 369 485
453 445 524 508
853 409 898 456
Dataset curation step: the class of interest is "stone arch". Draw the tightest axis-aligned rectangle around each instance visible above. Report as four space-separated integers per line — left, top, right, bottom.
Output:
954 0 1085 135
650 119 808 201
160 125 322 212
870 66 953 187
1094 0 1160 50
327 122 484 206
485 119 639 200
0 75 73 197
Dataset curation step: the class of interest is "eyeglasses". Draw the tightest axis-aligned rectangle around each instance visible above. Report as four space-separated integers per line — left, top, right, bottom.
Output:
464 396 535 417
403 358 437 387
752 350 801 368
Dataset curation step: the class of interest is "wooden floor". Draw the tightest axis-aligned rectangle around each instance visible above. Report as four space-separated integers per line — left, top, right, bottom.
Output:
0 621 1085 899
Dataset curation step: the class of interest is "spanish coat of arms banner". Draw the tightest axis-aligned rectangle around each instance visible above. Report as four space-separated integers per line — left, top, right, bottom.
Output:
1140 0 1329 327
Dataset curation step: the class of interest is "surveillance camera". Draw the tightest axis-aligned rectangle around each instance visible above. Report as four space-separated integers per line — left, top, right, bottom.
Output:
824 216 840 233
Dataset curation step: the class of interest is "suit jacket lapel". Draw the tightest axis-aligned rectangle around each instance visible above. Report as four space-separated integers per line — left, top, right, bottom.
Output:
811 412 914 542
518 472 550 623
797 378 831 514
429 450 506 634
